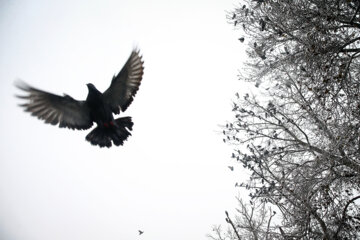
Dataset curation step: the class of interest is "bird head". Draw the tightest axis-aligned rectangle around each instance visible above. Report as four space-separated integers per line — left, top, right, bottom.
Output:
86 83 101 97
86 83 96 90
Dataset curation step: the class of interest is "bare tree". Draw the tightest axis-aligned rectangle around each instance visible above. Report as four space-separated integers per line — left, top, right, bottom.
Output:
212 0 360 239
208 198 280 240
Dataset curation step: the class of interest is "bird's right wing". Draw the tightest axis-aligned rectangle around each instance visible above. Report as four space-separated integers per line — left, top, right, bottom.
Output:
103 48 144 114
16 81 93 130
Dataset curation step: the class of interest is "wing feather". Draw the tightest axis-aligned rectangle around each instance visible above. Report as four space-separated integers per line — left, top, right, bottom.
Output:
103 48 144 114
16 81 93 130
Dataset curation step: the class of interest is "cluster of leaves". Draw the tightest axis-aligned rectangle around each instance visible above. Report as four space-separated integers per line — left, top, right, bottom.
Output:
212 0 360 239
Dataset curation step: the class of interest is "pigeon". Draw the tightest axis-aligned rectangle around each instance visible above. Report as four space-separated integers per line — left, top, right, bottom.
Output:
16 48 144 148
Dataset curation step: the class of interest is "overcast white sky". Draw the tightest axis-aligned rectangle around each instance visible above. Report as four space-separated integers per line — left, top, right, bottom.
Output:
0 0 248 239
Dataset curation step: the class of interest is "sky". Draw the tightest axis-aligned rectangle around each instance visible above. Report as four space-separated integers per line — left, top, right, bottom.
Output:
0 0 248 239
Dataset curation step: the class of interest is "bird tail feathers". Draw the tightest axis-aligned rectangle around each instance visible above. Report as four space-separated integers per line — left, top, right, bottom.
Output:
85 117 133 148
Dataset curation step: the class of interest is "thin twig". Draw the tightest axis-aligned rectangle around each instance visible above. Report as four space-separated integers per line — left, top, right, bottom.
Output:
225 211 242 240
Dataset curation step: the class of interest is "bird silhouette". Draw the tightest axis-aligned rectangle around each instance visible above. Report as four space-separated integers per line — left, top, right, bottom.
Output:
138 230 144 235
16 48 144 148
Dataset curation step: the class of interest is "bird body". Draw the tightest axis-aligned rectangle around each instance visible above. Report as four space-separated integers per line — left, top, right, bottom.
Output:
86 83 114 126
16 48 144 148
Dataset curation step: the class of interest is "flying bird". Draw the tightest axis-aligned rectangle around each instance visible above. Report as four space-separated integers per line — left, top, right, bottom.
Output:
16 48 144 148
138 230 144 235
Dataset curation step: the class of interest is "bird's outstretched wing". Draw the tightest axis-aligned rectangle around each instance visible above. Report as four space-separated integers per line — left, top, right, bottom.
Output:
103 48 144 114
16 81 93 130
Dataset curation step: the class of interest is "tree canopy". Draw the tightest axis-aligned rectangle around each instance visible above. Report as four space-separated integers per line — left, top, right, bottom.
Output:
210 0 360 239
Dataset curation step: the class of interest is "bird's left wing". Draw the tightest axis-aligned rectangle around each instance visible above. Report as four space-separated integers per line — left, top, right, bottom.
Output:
103 48 144 114
16 81 93 130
